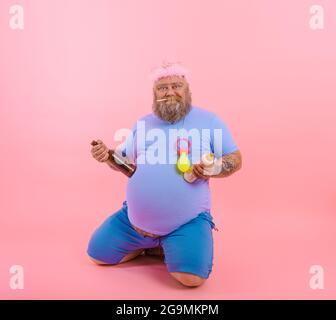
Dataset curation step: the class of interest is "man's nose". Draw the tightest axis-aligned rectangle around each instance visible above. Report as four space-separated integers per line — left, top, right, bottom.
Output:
166 86 175 96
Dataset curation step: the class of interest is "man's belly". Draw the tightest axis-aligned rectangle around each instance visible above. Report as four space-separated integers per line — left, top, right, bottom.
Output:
126 164 211 235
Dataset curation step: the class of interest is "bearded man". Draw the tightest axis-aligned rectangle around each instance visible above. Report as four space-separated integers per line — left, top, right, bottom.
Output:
88 62 242 287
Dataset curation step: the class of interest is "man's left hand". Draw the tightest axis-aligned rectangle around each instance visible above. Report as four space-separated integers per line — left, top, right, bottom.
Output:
192 158 222 180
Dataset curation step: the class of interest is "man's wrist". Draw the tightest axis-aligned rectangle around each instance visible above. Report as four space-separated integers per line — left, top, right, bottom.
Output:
211 153 241 178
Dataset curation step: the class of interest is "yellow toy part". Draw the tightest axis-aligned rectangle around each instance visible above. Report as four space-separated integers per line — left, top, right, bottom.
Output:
177 151 191 173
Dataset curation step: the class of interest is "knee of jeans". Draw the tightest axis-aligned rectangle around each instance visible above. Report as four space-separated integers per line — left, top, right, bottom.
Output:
86 236 117 265
87 254 112 265
87 249 122 265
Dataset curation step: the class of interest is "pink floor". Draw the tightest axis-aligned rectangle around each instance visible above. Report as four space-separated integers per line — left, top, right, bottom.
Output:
1 181 335 299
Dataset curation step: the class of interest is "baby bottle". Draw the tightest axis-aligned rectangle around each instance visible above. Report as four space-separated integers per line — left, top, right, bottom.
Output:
183 153 215 183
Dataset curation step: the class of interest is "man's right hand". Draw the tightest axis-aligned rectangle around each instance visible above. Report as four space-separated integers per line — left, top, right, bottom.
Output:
91 139 110 163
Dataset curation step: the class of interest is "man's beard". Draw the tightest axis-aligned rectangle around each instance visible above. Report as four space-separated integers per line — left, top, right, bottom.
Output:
152 95 191 124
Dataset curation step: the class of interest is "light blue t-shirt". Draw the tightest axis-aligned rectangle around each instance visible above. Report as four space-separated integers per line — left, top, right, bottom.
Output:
119 105 239 235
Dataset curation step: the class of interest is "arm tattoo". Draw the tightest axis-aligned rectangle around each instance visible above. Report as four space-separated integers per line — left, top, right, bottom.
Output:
214 151 242 178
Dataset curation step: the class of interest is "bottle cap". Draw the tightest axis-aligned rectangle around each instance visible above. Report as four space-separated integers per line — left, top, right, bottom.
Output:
201 153 214 165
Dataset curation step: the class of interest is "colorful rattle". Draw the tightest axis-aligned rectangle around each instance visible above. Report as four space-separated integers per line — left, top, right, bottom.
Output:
176 137 191 173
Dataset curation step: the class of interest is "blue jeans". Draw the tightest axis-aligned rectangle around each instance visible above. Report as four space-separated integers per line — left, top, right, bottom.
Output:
87 201 217 279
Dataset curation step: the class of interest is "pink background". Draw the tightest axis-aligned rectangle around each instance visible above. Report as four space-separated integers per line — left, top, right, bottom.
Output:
1 0 335 299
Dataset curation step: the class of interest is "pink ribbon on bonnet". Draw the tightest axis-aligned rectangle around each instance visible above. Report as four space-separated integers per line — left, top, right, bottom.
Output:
149 61 190 83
